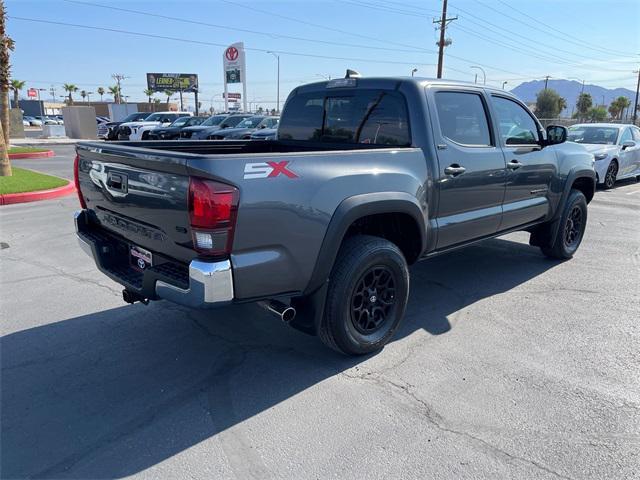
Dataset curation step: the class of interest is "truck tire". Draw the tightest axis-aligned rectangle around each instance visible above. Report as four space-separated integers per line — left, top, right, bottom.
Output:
540 189 588 260
319 235 409 355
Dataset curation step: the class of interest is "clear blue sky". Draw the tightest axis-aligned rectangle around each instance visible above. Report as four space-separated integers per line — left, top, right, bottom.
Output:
6 0 640 111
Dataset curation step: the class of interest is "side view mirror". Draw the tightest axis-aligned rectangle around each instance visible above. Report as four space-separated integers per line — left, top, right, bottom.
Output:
621 140 636 150
546 125 567 146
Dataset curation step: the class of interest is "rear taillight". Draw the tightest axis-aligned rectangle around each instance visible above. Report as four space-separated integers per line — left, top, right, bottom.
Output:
74 154 87 209
188 177 239 256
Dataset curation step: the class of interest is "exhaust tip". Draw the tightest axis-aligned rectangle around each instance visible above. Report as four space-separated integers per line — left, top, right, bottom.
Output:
259 300 296 323
281 306 296 324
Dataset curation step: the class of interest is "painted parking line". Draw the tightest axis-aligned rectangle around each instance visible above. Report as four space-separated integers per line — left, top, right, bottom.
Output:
625 188 640 195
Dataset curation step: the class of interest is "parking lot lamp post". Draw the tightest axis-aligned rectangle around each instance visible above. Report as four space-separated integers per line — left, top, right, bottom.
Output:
86 91 93 103
470 66 486 85
633 69 639 124
502 81 508 90
411 68 418 77
267 51 280 114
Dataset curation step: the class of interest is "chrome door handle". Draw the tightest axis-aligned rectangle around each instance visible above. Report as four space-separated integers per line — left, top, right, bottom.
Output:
444 164 466 176
507 160 523 170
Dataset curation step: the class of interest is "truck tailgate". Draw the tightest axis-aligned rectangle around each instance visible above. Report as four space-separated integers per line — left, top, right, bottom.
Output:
76 143 196 265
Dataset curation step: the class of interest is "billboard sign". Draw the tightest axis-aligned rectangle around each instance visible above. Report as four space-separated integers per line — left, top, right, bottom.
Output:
223 42 247 111
27 88 37 98
146 73 198 92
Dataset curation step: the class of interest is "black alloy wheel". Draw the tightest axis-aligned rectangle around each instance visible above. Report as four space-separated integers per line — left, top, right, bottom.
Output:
563 205 583 249
350 266 397 335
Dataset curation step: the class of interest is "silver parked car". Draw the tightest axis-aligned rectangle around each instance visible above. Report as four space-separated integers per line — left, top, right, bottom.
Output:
567 123 640 189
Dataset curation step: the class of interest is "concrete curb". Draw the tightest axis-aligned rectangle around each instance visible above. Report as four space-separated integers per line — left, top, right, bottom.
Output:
0 181 76 206
8 150 55 160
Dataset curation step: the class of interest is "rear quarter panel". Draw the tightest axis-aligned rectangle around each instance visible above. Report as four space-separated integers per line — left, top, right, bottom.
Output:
187 148 428 299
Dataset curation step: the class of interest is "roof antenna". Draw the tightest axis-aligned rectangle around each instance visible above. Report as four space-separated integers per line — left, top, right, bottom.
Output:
345 69 362 79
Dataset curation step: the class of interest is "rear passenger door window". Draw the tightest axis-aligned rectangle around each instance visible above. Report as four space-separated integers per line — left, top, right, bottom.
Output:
491 96 539 145
434 91 492 146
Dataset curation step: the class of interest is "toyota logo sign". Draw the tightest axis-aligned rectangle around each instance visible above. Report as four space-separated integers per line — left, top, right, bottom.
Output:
225 47 239 61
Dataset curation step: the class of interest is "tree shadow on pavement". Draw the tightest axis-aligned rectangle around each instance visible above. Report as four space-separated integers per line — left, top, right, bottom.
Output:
1 237 557 479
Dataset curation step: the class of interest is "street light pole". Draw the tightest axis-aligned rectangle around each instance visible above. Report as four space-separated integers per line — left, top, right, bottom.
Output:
411 68 418 77
502 81 508 90
470 66 486 84
633 69 640 125
267 51 280 113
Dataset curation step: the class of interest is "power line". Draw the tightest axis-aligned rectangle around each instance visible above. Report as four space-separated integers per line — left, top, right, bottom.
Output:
449 23 583 67
493 0 638 58
218 0 431 54
339 0 636 74
6 16 443 67
448 1 623 63
341 0 439 17
62 0 427 55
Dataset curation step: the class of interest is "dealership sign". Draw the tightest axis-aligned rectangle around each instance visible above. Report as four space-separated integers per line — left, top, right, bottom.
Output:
223 42 247 112
223 92 241 99
146 73 199 92
27 88 37 98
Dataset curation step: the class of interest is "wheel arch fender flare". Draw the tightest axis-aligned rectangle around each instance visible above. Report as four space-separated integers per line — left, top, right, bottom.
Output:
538 167 595 248
303 192 427 296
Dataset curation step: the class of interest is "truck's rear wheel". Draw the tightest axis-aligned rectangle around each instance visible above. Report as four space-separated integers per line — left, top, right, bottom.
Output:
540 189 587 259
319 235 409 355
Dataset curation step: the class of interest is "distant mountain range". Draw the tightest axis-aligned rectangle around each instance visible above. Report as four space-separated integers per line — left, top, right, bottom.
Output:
510 79 637 117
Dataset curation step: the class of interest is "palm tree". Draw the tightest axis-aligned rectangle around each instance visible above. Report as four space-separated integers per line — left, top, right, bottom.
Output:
144 88 154 103
97 86 105 102
80 90 87 102
557 97 567 116
108 85 120 104
615 96 631 120
0 0 14 176
63 83 78 105
164 90 173 104
10 79 25 108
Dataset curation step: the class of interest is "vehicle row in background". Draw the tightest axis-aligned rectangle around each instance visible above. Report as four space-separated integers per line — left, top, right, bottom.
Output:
98 112 280 141
118 112 193 140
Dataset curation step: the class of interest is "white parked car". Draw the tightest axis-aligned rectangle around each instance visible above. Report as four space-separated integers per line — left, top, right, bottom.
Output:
36 116 59 126
118 112 193 141
567 123 640 189
23 116 42 126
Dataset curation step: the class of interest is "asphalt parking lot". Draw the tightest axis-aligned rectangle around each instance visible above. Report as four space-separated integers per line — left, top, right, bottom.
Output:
1 146 639 479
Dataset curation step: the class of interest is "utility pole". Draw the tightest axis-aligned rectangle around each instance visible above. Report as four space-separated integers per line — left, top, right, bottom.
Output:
434 0 457 79
544 75 550 90
111 73 128 104
633 69 640 125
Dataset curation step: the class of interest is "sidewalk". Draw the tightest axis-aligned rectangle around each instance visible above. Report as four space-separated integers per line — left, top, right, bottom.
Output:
10 137 86 146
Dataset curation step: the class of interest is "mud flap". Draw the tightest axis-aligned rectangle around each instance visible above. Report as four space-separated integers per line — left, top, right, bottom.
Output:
289 281 329 336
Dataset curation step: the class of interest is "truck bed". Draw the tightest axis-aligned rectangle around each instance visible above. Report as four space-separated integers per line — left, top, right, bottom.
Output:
75 139 424 301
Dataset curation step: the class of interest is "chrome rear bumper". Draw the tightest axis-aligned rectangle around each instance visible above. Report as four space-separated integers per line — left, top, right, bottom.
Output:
75 210 234 308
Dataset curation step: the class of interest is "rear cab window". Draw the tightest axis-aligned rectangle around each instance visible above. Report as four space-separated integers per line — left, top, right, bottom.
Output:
278 89 411 147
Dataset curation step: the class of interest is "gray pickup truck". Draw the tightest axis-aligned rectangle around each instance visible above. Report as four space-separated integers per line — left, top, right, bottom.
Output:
75 75 596 355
